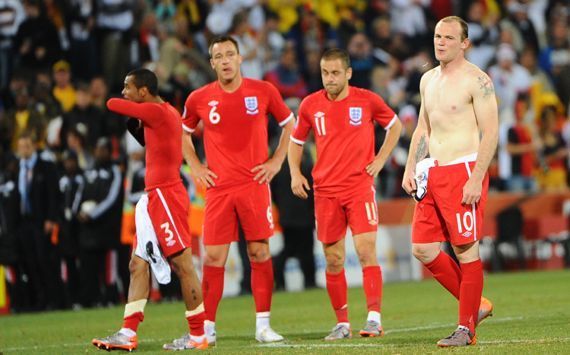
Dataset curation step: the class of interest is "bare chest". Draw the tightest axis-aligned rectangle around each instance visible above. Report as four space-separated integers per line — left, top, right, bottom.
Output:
424 77 472 125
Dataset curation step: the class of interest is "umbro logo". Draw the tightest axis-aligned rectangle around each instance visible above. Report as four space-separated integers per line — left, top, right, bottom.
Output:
462 231 472 238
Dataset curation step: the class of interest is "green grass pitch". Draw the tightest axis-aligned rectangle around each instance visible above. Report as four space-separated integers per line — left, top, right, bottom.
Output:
1 270 569 354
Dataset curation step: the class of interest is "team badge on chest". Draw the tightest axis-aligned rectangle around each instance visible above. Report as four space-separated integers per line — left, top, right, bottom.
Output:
244 96 259 115
349 107 362 126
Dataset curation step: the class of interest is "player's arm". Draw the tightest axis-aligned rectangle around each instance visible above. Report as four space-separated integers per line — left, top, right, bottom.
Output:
252 83 296 184
288 140 310 199
402 72 432 195
252 118 295 184
462 71 499 205
182 130 217 188
106 98 163 127
367 118 402 177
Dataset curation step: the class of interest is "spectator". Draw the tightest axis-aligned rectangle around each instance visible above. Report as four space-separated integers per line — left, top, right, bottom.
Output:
52 60 76 112
0 0 25 90
271 143 316 291
231 10 263 79
347 32 383 89
13 0 61 77
95 0 135 92
264 44 307 100
0 147 21 310
66 125 94 170
61 82 106 150
488 44 532 116
64 0 98 81
539 19 570 80
78 137 124 307
57 149 84 308
503 94 540 192
16 132 61 310
465 1 499 70
537 106 568 191
0 84 47 152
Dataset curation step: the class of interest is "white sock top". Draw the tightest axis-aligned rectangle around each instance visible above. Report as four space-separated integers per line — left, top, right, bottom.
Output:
119 328 136 337
367 311 381 324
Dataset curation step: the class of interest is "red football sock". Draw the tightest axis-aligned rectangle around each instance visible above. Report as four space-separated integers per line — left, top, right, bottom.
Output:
458 259 483 333
326 269 349 323
250 259 274 313
122 312 144 333
424 251 461 299
362 266 382 313
202 265 225 322
186 309 206 337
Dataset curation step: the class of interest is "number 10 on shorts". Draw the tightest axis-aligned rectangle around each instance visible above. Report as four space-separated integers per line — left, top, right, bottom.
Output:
455 211 474 237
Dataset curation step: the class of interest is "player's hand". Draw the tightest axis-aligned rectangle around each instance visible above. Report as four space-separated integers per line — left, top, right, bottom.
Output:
251 158 281 184
462 176 482 205
191 164 218 188
402 168 417 196
365 158 386 177
291 173 310 199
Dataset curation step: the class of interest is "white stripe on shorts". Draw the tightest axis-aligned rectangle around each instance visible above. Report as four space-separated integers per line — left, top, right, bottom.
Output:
156 188 186 248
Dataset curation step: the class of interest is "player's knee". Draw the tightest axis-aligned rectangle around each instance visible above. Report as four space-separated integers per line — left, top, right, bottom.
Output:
412 244 438 264
325 252 345 271
129 256 147 275
247 240 271 262
247 247 270 262
170 255 194 276
356 249 377 267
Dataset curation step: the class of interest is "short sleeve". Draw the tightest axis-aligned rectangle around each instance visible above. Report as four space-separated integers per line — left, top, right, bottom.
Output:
265 82 293 126
181 91 201 133
290 99 312 145
369 91 397 130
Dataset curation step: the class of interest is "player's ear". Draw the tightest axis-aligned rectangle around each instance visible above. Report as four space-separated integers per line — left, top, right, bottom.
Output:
210 58 215 69
346 67 353 81
461 38 470 50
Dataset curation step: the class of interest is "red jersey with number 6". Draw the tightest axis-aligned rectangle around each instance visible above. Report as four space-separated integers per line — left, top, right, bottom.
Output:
182 78 293 195
291 86 397 197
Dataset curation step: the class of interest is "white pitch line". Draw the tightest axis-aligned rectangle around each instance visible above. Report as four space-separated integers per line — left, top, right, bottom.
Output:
0 316 554 353
385 316 524 334
258 337 570 349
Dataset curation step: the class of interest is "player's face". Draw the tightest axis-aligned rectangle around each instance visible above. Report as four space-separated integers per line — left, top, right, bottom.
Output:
122 75 143 103
210 41 242 83
433 21 468 63
320 58 352 97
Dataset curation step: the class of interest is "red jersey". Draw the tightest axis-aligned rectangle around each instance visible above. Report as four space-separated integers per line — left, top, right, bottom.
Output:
291 86 397 196
107 99 182 190
182 78 293 195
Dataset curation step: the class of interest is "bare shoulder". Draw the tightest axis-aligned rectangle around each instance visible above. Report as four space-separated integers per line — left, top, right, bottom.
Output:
420 67 438 91
464 62 494 99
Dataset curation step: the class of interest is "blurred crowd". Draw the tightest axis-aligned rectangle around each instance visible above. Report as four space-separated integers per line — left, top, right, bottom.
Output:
0 0 569 312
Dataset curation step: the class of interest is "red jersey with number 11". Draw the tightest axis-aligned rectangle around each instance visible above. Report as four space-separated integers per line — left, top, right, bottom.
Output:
291 87 397 197
183 78 293 195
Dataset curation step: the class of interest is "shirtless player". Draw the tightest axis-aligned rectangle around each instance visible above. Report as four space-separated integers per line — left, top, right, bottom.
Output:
402 16 498 347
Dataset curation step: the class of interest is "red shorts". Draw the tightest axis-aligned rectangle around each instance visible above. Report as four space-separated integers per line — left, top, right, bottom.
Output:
134 182 192 258
203 183 274 245
412 161 488 246
315 186 378 244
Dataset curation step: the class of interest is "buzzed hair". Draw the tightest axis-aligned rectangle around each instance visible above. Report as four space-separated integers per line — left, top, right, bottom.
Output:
321 48 351 69
439 16 469 40
208 35 240 57
126 68 158 96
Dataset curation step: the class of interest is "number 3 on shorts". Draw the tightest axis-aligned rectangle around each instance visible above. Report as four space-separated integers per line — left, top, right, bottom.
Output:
161 222 175 247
